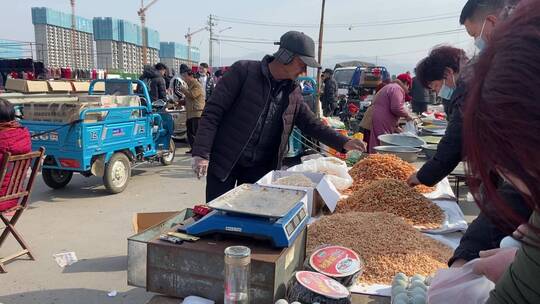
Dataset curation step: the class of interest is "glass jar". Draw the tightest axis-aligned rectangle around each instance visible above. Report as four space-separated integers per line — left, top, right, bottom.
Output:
224 246 251 304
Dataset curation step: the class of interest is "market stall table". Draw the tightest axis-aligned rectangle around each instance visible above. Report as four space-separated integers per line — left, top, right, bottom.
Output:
145 294 391 304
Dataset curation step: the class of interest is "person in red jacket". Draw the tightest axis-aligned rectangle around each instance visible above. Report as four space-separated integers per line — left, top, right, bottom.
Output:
0 98 31 211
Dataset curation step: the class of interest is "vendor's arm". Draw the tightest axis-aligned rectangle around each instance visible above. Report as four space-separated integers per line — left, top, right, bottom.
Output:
388 85 411 119
294 101 350 152
182 82 203 101
192 62 247 159
449 212 503 266
416 85 465 186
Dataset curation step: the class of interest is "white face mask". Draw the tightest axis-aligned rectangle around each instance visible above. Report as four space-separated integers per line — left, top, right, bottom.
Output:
438 74 456 100
475 19 488 52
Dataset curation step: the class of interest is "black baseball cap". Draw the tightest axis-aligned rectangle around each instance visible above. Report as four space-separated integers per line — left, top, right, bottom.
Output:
275 31 320 68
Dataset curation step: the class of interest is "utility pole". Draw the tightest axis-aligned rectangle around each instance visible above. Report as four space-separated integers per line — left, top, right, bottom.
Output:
208 14 216 67
70 0 76 72
217 26 232 68
187 27 192 64
316 0 326 117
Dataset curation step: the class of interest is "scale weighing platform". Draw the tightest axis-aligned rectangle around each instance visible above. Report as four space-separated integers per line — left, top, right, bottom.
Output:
183 184 309 248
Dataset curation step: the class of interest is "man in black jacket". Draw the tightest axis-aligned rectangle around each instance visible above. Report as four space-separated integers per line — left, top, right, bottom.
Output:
138 63 167 102
409 0 528 267
321 68 337 116
410 75 430 115
198 62 215 101
192 31 366 202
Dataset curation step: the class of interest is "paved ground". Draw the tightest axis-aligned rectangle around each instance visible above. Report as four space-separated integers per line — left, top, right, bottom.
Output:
0 142 203 304
0 146 480 304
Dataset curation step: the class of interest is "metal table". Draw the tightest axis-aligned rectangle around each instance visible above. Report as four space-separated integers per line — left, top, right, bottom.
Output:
146 293 391 304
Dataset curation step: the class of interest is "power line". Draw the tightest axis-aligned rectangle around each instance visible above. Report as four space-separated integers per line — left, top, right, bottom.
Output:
214 12 459 28
325 29 465 44
219 41 269 54
216 29 466 45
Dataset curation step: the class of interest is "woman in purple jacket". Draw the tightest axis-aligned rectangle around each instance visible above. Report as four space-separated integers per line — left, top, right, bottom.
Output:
368 73 413 153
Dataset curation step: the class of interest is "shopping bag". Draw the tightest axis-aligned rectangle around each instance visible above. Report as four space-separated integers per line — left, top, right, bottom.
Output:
427 259 494 304
402 121 418 136
288 157 353 190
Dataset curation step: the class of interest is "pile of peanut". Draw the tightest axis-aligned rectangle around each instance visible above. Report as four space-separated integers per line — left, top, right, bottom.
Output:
336 179 445 229
349 154 434 194
307 212 453 285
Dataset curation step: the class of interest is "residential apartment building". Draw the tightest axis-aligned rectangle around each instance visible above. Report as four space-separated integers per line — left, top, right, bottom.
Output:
93 17 160 75
32 7 94 69
159 42 200 73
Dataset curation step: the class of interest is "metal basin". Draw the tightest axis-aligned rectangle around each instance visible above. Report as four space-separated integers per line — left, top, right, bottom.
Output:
422 144 438 159
374 146 421 162
378 134 426 148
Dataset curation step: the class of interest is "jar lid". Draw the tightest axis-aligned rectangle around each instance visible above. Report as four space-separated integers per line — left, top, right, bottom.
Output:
224 246 251 258
295 271 350 299
309 246 362 278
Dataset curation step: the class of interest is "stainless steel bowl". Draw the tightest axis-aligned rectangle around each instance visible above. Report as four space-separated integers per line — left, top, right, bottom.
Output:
378 134 426 148
373 146 421 162
422 144 438 159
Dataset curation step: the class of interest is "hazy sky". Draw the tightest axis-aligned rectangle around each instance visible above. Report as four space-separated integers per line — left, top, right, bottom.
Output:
0 0 474 73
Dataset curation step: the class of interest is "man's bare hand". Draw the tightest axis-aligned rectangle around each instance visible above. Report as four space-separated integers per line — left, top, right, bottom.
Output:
191 156 209 179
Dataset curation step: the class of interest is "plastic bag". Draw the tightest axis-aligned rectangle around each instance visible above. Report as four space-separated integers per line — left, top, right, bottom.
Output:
427 259 494 304
287 157 353 190
402 121 418 136
345 150 364 167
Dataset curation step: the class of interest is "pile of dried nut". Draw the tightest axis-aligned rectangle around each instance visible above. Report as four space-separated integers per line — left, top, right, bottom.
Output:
336 179 445 229
307 212 453 285
348 154 434 194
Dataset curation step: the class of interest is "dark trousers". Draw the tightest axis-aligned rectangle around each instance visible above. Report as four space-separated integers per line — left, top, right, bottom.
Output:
206 163 273 203
186 117 200 149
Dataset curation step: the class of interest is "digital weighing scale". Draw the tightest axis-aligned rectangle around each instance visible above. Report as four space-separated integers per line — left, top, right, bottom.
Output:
183 184 309 248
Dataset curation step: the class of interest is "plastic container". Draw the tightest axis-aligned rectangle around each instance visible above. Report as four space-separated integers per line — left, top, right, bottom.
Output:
224 246 251 304
287 271 351 304
304 245 364 287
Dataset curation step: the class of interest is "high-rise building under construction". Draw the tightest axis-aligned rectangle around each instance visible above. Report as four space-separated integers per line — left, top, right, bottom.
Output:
32 7 94 69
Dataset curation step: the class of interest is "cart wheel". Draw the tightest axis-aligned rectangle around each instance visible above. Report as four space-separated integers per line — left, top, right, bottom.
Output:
42 169 73 189
160 139 176 166
103 153 131 194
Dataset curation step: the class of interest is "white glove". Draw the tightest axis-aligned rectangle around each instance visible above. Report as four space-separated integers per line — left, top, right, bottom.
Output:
192 156 209 179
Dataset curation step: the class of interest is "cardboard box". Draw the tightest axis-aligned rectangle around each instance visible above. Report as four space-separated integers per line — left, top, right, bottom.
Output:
93 82 105 92
146 227 307 304
128 211 190 288
115 95 141 107
132 211 181 234
257 170 340 216
71 81 90 92
22 97 117 123
5 79 49 93
77 94 116 106
2 95 78 105
47 81 72 92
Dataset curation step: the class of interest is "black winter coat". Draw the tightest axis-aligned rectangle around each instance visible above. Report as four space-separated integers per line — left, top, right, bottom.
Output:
322 77 338 105
138 65 167 102
449 183 532 265
417 81 467 186
192 56 350 181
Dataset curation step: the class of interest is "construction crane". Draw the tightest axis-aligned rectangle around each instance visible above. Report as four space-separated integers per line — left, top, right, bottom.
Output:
185 26 208 65
137 0 160 65
70 0 76 71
